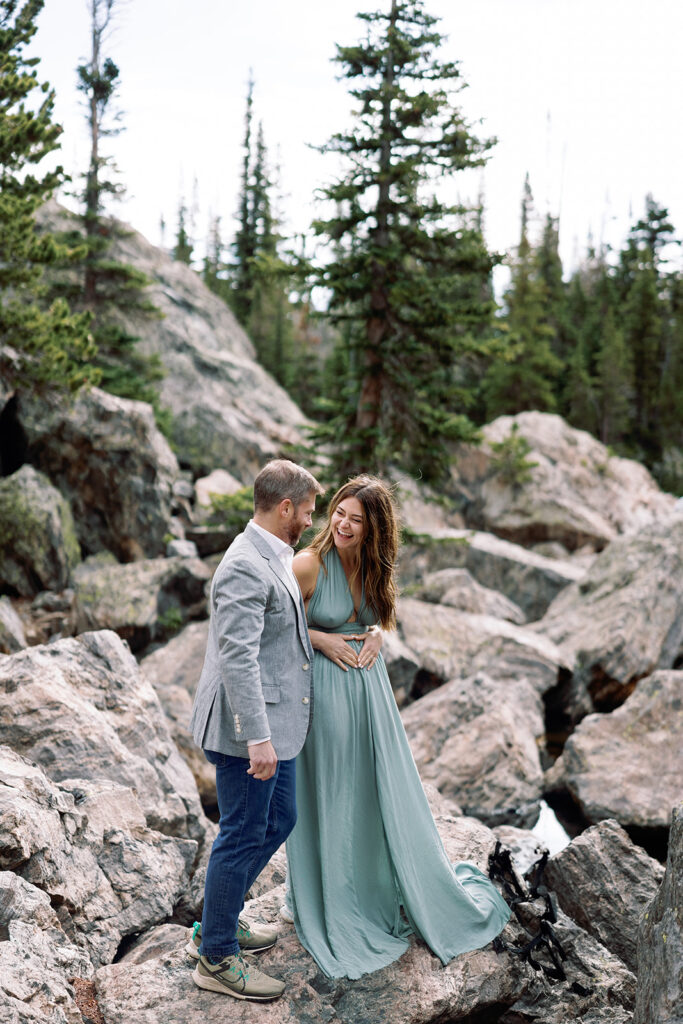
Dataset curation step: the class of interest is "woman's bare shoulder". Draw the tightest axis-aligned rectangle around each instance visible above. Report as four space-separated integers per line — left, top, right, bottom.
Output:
293 548 321 598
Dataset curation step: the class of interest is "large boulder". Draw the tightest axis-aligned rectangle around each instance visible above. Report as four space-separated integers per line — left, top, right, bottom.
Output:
0 465 80 597
451 411 675 551
410 567 526 624
400 528 583 622
544 818 664 973
0 746 196 969
194 468 243 509
19 386 178 561
397 596 566 698
139 620 213 802
0 630 206 843
545 670 683 833
381 628 422 707
0 596 27 653
635 802 683 1024
36 202 308 481
402 674 545 827
74 555 210 653
0 873 93 1024
95 813 637 1024
498 909 636 1024
394 473 466 533
535 515 683 721
95 816 528 1024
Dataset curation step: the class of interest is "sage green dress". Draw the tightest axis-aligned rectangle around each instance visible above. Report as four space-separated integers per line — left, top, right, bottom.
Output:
286 549 510 979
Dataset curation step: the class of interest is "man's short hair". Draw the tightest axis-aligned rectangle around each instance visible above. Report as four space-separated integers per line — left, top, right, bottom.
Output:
253 459 324 512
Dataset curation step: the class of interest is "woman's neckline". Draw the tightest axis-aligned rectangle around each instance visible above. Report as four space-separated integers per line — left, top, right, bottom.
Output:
331 546 363 620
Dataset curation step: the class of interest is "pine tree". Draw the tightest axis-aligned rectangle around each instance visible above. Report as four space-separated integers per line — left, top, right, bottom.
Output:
50 0 166 423
202 212 228 298
173 196 193 264
616 196 677 459
0 0 95 395
231 73 256 325
309 0 499 482
483 176 561 418
595 307 632 445
535 212 570 372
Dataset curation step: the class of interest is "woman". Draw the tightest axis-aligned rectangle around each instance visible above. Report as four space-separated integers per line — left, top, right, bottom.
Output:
286 475 510 979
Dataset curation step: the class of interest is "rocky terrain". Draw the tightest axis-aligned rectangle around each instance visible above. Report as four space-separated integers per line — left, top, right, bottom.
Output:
1 215 681 1024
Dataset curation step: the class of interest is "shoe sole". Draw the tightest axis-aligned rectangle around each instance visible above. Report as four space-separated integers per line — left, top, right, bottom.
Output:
192 965 284 1000
185 939 276 959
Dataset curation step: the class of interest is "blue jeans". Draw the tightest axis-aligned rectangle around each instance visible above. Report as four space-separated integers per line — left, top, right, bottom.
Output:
200 750 296 958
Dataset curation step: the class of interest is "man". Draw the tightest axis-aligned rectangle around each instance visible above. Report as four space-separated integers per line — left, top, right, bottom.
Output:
189 459 324 1001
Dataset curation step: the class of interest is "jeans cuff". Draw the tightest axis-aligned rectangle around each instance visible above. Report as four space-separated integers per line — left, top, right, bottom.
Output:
200 943 240 959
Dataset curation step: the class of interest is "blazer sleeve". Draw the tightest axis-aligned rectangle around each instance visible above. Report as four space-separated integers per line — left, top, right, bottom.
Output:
212 558 270 743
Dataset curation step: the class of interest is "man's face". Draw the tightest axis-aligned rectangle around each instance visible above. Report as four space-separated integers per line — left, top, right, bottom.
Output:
285 493 316 546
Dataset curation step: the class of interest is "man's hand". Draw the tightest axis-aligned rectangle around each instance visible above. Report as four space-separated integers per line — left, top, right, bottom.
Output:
247 739 278 781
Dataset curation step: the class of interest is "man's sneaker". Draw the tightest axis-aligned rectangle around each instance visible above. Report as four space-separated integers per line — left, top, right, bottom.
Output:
185 918 278 960
193 951 285 1001
185 921 202 960
236 916 278 951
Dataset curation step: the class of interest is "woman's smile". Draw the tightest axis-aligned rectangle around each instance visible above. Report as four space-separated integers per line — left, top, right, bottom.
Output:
332 498 365 550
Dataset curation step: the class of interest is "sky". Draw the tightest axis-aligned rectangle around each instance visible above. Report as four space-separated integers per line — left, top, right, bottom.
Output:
33 0 683 280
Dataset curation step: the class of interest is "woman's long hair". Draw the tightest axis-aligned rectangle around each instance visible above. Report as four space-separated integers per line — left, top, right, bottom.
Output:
308 476 399 629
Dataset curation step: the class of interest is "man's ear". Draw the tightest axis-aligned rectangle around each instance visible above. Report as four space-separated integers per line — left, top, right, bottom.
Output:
279 498 293 517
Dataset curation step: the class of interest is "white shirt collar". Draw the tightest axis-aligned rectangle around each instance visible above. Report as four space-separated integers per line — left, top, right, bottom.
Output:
249 519 293 563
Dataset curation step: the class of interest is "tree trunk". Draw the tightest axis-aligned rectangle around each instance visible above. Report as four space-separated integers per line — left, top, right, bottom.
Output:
356 0 398 447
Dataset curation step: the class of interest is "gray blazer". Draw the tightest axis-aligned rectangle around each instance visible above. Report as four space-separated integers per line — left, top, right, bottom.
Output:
190 522 314 761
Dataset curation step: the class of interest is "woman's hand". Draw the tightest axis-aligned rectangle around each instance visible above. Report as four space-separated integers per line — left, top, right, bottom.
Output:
351 627 383 670
309 629 359 672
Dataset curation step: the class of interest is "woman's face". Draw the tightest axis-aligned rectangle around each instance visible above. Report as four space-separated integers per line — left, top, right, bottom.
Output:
331 495 366 554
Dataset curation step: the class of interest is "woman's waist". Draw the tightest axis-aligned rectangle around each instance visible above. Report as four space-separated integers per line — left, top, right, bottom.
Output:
308 621 373 635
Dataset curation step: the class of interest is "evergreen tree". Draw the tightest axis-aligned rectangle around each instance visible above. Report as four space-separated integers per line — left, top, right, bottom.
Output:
535 212 570 373
562 246 613 434
660 271 683 453
614 196 678 459
227 92 319 398
483 176 561 418
231 73 256 325
173 195 193 264
202 212 228 298
51 0 166 422
0 0 94 395
563 334 597 433
594 306 632 445
310 0 499 482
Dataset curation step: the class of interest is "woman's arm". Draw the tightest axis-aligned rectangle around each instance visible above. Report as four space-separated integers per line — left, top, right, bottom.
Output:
292 549 320 605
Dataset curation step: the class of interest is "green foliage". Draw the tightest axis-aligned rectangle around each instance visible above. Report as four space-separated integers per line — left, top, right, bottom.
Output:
477 182 683 493
157 606 183 637
206 487 254 535
46 0 171 433
0 0 97 393
308 0 500 484
173 198 193 264
200 81 325 405
483 177 562 418
489 424 538 488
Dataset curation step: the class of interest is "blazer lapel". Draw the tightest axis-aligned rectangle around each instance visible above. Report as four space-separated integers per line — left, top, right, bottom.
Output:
244 524 313 658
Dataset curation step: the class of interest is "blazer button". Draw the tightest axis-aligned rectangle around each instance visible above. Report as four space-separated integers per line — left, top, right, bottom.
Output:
302 663 310 671
302 697 309 704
